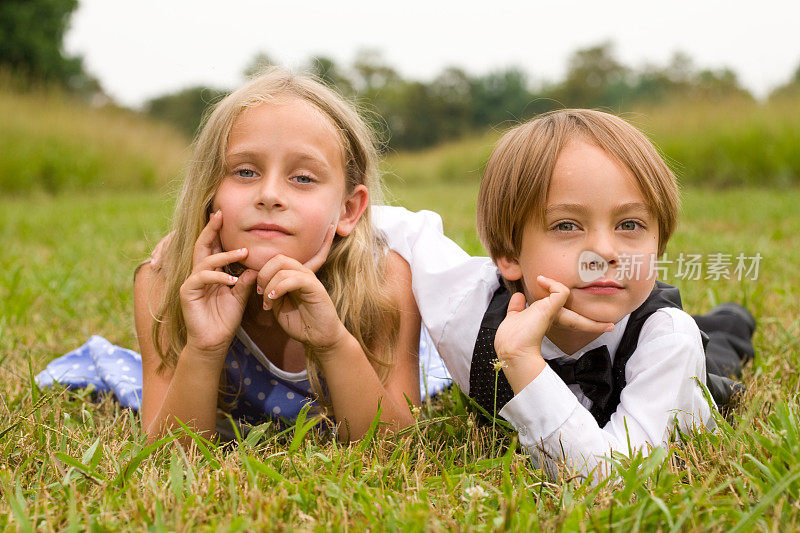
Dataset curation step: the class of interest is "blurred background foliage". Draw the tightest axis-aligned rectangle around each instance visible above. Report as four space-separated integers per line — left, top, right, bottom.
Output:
2 0 800 194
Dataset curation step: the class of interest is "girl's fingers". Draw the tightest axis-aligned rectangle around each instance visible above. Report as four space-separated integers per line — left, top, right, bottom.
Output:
303 224 336 273
262 273 311 311
182 269 241 293
256 254 305 295
230 269 258 307
555 308 615 333
193 210 224 265
195 247 248 273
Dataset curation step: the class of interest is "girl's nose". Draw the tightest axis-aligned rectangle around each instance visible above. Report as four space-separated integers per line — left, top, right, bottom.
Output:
255 175 285 209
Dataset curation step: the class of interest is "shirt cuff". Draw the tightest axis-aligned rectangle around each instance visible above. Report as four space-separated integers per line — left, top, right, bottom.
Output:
498 364 580 440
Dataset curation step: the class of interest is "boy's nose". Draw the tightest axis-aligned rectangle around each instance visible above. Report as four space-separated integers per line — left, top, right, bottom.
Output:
589 231 619 265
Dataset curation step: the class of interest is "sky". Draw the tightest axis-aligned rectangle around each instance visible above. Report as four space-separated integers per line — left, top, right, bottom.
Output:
65 0 800 108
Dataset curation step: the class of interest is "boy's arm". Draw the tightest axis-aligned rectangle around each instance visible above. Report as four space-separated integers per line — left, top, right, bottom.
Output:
372 205 499 392
499 307 714 480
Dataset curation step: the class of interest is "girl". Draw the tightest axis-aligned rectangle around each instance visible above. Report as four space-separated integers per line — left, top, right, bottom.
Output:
134 68 422 443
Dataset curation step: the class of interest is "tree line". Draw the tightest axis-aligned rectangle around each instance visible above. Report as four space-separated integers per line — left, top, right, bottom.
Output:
2 0 800 151
144 46 800 150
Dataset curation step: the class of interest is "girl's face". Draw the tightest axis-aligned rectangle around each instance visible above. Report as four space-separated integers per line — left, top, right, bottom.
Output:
498 139 660 326
212 97 368 271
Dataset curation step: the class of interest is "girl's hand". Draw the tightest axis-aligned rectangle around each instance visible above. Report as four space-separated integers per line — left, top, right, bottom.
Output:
256 225 346 356
180 210 258 357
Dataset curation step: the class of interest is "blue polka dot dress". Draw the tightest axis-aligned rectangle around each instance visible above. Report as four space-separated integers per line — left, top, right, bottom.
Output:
222 328 316 426
36 326 453 424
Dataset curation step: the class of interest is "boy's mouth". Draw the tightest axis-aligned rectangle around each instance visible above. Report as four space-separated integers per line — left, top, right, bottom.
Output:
575 280 623 295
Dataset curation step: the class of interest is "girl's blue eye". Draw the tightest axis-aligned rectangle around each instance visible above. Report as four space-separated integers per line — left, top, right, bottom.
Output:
235 169 255 178
555 222 578 232
619 220 640 231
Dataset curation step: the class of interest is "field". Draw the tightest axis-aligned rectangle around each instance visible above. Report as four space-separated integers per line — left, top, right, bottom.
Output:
2 183 799 530
2 85 800 530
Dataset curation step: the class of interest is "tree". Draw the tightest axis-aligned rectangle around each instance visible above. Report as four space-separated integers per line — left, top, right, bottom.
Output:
769 59 800 100
306 55 355 95
471 68 536 127
351 48 400 93
0 0 96 93
145 86 229 138
243 52 278 79
552 41 630 108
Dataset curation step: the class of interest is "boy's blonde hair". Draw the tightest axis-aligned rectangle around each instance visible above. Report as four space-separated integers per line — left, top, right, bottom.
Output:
152 67 398 411
477 109 680 265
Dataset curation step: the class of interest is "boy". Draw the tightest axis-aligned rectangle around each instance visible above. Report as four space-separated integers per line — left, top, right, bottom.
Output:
375 109 753 478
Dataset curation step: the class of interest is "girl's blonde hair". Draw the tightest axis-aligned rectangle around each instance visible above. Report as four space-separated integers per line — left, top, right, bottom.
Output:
152 67 398 411
477 109 680 265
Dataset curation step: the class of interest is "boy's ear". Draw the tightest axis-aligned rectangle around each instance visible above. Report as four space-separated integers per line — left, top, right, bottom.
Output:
336 184 369 236
496 255 523 281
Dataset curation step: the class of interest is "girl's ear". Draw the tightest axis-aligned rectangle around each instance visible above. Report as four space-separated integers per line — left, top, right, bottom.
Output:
336 184 369 236
496 255 523 281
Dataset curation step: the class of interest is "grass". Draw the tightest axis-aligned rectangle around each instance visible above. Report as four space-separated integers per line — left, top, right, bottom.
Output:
3 82 800 196
1 184 799 530
382 96 800 189
0 84 188 194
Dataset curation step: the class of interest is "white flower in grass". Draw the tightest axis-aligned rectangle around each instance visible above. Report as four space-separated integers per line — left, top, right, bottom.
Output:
464 485 487 500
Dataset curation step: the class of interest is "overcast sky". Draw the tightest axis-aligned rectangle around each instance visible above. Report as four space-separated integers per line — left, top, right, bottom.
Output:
65 0 800 108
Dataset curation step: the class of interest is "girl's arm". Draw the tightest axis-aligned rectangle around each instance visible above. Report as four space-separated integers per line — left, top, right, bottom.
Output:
316 251 420 439
258 250 418 440
135 212 258 444
135 263 226 442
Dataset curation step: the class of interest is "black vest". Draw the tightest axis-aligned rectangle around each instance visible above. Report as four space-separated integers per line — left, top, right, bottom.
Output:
468 281 744 426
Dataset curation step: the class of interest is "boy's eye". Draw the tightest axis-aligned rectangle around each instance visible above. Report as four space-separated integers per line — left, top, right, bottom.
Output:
618 220 641 231
554 222 578 232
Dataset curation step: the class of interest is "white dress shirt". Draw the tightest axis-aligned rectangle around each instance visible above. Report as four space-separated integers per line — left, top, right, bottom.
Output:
374 205 716 478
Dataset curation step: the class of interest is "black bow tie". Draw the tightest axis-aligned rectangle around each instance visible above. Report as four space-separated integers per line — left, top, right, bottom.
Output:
548 345 614 422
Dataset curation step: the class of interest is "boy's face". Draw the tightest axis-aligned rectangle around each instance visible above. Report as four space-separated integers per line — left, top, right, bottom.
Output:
497 139 660 325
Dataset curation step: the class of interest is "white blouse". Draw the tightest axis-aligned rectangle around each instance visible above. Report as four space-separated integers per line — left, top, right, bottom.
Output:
374 205 715 478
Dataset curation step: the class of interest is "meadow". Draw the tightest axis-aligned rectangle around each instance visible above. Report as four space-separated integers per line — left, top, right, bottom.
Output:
2 86 800 530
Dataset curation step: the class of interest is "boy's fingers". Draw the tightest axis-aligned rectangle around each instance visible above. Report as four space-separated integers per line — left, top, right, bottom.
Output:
150 231 174 270
303 224 336 273
535 275 570 316
506 292 527 315
555 308 614 333
193 210 224 264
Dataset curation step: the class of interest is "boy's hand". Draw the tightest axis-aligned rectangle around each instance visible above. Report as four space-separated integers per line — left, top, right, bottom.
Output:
495 276 570 363
494 276 614 394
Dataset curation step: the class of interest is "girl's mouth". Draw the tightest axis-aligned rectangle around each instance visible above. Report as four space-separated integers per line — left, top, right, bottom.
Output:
247 223 291 238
